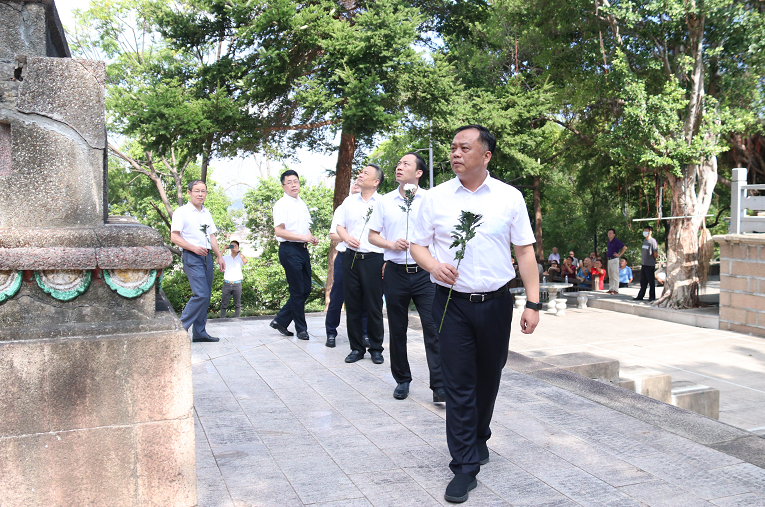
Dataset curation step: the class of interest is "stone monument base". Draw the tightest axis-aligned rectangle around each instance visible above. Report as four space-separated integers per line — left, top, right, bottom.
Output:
0 302 197 507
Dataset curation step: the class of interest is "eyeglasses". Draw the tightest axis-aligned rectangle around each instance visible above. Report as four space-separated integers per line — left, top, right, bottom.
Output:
191 190 207 195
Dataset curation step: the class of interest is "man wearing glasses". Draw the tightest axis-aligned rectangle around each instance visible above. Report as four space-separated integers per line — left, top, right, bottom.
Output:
170 180 226 342
271 170 319 339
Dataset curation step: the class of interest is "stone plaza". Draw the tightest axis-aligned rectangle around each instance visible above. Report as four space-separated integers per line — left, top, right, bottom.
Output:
193 307 765 506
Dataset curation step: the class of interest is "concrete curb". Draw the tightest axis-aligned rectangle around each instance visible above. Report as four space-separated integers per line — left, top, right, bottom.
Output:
505 351 765 469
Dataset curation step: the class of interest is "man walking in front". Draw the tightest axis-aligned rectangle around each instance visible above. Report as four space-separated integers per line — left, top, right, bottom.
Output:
336 164 385 364
220 240 247 318
271 170 319 340
411 125 541 503
171 179 225 342
606 228 627 294
634 225 658 301
368 152 445 403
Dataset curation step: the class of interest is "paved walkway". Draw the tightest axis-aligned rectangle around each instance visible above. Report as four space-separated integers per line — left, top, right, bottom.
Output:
195 309 765 506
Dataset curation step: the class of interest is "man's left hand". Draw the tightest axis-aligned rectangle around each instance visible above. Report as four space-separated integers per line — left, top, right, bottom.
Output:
519 308 539 334
218 257 226 271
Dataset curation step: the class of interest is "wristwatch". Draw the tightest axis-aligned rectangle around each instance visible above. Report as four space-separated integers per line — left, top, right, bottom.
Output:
525 301 543 311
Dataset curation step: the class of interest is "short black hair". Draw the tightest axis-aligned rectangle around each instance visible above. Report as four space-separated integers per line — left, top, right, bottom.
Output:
607 228 616 235
404 152 427 176
644 225 653 231
187 179 206 191
280 170 299 184
366 164 384 187
230 240 239 247
455 124 497 154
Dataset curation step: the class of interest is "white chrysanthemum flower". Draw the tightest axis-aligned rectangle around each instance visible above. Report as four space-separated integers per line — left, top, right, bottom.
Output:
403 183 417 192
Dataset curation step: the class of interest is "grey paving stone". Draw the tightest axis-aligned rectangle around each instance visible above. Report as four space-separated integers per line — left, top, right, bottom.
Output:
711 493 765 506
350 414 427 449
276 455 363 505
477 458 576 506
198 414 262 451
710 462 765 496
534 466 644 506
626 453 751 500
196 467 235 507
310 499 374 507
348 469 442 507
618 479 715 506
709 436 765 469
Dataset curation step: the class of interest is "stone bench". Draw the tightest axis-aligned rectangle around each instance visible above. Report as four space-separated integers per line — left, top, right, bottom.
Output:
539 352 619 385
671 381 720 420
618 366 672 403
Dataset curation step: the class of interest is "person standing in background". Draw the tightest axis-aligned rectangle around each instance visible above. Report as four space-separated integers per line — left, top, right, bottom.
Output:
634 225 659 301
271 170 319 340
605 229 627 294
219 240 247 318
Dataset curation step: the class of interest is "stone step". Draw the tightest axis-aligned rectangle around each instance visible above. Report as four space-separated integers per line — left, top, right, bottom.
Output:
538 352 619 385
671 381 720 420
618 366 672 403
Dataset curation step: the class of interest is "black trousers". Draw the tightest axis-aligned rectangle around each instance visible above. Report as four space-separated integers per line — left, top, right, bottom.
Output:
325 252 368 337
384 263 442 390
275 242 312 333
433 285 513 477
637 264 656 300
343 250 384 354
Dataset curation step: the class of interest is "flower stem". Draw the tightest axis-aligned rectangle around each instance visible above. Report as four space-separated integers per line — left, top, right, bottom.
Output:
438 258 462 332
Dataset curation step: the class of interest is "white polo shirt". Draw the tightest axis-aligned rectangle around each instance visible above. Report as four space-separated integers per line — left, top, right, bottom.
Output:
171 202 218 250
337 191 384 254
411 172 535 293
330 203 348 253
222 253 244 282
273 193 312 243
368 186 426 264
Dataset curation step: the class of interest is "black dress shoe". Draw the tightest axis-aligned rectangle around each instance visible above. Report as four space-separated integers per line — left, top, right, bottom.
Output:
444 474 477 503
296 331 309 340
326 335 336 348
648 298 656 302
477 440 489 465
393 382 410 400
632 297 643 301
370 351 384 364
192 335 220 342
433 387 446 403
363 334 370 349
270 320 293 336
345 350 364 363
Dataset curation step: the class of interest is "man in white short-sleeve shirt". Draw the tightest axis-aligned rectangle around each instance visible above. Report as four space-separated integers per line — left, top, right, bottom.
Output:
410 125 541 503
271 170 318 340
336 164 385 364
368 152 444 403
170 179 225 342
219 240 247 318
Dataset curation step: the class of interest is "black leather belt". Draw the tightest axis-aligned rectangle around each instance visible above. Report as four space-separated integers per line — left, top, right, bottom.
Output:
283 241 308 248
388 261 424 274
347 250 381 260
437 282 511 303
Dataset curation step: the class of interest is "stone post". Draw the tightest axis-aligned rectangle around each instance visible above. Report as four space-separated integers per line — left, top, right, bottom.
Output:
0 1 196 505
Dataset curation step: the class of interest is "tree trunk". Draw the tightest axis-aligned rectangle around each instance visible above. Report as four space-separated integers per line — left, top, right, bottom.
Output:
658 155 718 309
533 176 543 260
325 128 357 308
200 136 213 183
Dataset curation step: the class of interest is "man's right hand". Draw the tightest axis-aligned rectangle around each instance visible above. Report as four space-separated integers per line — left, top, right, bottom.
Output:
391 238 409 251
190 245 208 256
346 237 361 249
431 262 459 285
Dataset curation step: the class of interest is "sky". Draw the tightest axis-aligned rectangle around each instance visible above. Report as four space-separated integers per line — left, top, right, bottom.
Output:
54 0 340 203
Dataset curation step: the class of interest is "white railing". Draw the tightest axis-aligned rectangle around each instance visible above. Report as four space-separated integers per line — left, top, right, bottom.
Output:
730 167 765 234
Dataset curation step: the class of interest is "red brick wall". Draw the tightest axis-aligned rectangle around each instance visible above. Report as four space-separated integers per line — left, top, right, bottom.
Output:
716 235 765 337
